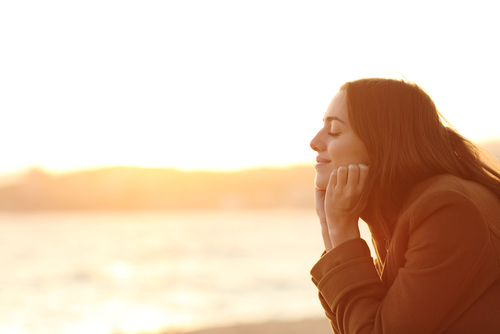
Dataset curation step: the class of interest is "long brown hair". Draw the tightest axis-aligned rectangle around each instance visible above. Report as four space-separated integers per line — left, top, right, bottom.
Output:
340 78 500 226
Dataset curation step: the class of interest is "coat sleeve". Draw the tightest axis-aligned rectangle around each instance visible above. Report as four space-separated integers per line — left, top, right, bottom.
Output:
310 189 494 334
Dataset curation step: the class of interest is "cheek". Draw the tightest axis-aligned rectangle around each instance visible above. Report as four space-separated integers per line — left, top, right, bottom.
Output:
326 142 348 166
327 139 369 166
355 142 370 165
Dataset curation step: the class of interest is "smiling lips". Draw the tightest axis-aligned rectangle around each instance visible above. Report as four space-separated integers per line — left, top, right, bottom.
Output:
315 157 331 167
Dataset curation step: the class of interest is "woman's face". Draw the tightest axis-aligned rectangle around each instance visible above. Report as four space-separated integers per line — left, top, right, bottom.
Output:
310 90 370 190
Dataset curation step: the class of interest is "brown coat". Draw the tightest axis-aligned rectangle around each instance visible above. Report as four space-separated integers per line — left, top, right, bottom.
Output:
311 174 500 334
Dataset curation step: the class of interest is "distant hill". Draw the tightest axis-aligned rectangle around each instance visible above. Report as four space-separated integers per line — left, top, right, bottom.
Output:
0 165 316 210
0 140 498 211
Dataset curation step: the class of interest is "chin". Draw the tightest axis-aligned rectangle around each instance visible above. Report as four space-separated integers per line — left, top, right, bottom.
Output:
314 176 328 191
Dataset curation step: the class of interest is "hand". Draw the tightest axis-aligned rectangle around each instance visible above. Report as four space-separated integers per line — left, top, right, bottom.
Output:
315 187 332 251
325 164 369 249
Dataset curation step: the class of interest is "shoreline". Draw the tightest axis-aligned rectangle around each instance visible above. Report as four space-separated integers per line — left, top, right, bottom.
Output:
179 318 331 334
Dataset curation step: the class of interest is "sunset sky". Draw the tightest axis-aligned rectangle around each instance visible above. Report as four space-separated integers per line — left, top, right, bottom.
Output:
1 0 499 176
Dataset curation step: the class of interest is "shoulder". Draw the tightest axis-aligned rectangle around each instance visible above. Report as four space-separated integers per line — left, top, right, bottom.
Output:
392 175 499 274
400 174 500 229
407 174 489 199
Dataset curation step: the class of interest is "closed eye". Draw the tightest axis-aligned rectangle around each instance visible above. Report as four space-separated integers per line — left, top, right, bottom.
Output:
328 132 340 137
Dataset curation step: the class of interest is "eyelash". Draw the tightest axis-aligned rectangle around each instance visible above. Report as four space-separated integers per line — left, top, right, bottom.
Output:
328 132 340 138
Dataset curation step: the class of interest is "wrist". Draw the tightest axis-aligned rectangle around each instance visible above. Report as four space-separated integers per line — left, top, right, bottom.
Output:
327 219 360 248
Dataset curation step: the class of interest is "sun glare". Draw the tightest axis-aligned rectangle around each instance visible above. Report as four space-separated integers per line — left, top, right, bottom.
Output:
1 1 499 175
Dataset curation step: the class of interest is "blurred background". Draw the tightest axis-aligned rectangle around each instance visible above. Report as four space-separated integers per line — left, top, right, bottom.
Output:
1 0 499 333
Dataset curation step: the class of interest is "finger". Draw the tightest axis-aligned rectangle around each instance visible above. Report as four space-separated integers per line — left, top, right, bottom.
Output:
347 164 360 187
328 168 338 190
336 166 348 189
358 164 369 188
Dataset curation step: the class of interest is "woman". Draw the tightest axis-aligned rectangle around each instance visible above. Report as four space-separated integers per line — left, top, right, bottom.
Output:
309 78 500 334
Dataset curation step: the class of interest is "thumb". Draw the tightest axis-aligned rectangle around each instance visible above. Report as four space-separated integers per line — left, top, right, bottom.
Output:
315 187 327 219
315 187 326 203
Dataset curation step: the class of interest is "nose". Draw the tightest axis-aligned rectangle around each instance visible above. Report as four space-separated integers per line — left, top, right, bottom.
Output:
310 131 324 152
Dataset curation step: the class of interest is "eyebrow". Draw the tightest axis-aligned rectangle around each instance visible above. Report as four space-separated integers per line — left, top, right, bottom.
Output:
323 116 346 125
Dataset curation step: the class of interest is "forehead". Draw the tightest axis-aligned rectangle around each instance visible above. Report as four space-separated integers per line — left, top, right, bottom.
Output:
324 90 348 123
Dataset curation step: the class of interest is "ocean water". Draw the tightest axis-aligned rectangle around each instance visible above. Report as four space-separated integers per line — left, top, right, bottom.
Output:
0 210 373 334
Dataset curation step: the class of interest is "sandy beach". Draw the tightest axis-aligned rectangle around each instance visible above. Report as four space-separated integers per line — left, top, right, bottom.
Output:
181 318 332 334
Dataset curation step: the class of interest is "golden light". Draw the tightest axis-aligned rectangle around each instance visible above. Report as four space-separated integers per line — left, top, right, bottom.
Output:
1 1 499 176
